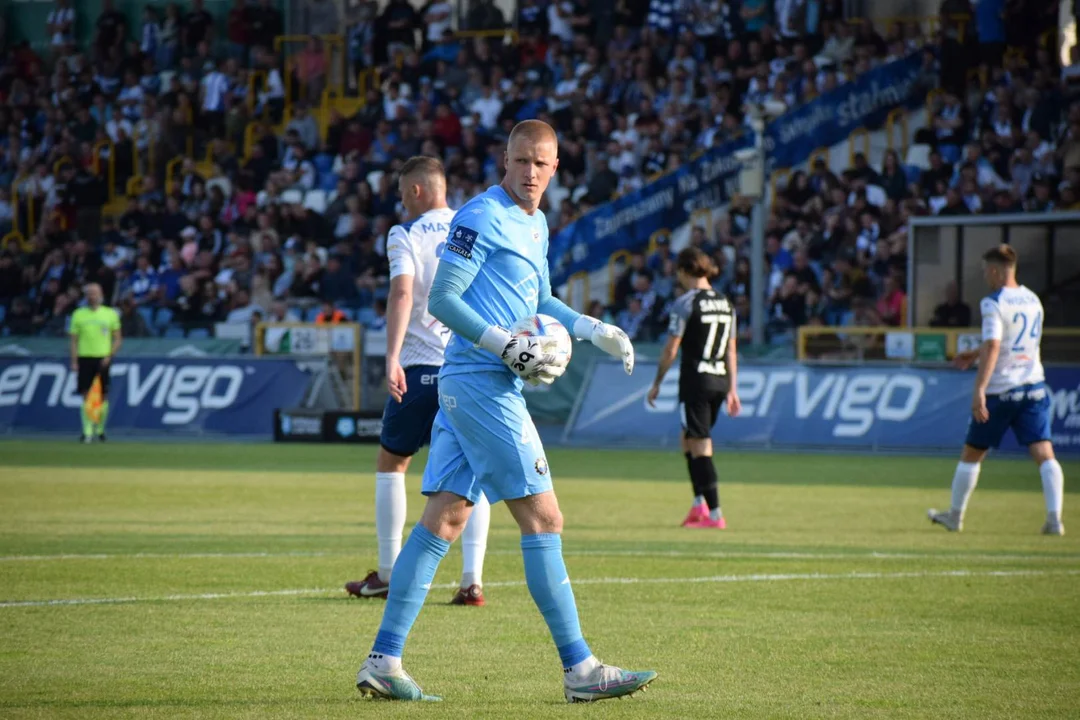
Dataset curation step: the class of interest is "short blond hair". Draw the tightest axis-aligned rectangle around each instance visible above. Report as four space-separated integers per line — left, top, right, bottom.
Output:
508 119 558 149
399 155 445 182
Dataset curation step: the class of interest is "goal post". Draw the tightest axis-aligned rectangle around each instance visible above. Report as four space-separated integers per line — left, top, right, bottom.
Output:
254 322 362 410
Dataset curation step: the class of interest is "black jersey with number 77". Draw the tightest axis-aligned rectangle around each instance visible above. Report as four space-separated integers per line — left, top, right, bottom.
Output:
668 288 735 397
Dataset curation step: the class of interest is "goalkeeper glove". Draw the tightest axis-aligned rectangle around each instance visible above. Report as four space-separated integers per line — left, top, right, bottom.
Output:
573 316 635 375
479 326 566 383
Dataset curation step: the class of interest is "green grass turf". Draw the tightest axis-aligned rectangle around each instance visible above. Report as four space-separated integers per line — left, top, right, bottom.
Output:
0 441 1078 719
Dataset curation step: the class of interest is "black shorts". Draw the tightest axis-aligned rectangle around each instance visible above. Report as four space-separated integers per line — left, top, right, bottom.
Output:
77 357 110 395
679 391 726 440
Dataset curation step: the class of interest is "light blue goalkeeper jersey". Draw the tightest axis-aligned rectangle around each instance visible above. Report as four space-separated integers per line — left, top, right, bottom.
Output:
436 184 551 378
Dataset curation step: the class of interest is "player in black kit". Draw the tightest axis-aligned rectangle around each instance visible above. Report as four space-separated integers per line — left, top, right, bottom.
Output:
647 247 741 529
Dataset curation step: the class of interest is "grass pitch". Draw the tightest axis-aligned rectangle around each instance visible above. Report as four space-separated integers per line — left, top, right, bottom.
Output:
0 441 1078 719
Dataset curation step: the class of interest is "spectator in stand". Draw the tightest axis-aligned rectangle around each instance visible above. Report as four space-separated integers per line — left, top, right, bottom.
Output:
314 300 346 324
930 281 972 327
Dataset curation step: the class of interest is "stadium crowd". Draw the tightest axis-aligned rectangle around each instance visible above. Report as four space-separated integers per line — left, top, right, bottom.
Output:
0 0 1068 347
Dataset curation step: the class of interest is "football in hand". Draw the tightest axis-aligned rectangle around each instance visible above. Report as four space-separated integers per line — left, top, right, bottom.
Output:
510 314 573 374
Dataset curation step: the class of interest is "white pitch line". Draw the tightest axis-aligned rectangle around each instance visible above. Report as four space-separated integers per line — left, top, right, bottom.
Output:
2 569 1078 609
1 549 1078 563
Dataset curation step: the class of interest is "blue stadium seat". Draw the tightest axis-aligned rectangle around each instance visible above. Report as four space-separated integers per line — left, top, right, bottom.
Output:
0 305 6 325
137 306 155 328
336 307 356 321
904 165 921 184
302 306 320 322
187 327 210 339
939 144 961 164
319 172 339 192
313 153 334 176
155 307 173 328
164 325 185 338
356 308 377 327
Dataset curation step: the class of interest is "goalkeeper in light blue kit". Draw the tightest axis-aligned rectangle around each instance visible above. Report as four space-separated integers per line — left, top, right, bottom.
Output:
356 119 658 702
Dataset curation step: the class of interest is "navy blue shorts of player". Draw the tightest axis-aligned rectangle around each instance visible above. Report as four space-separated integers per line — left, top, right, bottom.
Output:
965 382 1053 450
380 365 441 457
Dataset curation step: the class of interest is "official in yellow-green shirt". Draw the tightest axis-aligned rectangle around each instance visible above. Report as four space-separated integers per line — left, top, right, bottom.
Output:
69 283 122 442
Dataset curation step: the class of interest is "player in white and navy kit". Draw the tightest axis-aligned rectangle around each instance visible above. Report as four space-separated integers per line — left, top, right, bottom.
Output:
345 157 492 603
929 245 1066 535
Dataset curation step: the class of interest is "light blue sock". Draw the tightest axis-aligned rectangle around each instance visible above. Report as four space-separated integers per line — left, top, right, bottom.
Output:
521 533 592 669
372 524 450 658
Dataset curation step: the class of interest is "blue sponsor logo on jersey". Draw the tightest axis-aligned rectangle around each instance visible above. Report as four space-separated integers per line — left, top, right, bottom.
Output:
447 227 478 259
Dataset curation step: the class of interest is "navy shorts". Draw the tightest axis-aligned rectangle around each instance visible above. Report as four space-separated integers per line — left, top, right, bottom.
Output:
380 365 441 457
965 382 1053 450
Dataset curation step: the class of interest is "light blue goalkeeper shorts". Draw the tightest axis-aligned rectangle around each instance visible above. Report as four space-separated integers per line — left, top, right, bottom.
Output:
421 371 552 504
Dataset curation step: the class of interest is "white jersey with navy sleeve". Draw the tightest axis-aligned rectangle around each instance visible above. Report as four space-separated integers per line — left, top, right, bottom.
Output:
386 207 455 369
980 285 1045 395
437 185 549 378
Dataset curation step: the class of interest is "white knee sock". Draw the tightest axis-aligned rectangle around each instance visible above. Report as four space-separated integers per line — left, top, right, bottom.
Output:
460 493 490 588
375 472 407 582
951 462 981 517
1040 459 1064 521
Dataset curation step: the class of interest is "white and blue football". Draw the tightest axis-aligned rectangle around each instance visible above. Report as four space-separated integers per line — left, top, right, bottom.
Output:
510 314 573 371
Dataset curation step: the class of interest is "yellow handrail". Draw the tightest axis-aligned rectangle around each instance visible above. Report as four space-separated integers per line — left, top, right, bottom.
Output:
647 229 670 255
1 230 29 252
10 175 24 239
886 108 909 157
607 250 632 304
568 271 590 311
770 168 791 198
127 176 145 196
243 122 260 160
274 33 346 120
847 128 870 166
205 141 236 166
92 139 115 203
809 146 830 168
165 155 184 197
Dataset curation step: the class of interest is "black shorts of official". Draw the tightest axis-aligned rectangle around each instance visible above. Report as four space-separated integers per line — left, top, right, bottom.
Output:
77 357 110 395
679 391 726 440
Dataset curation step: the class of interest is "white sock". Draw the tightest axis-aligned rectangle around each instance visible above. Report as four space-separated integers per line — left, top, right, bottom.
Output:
460 492 490 588
694 494 705 506
366 652 401 673
950 462 981 517
375 472 407 582
566 655 600 681
1040 459 1064 521
709 507 722 521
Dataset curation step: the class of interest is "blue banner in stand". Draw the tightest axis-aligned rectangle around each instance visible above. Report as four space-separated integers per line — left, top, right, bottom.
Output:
548 54 925 287
549 133 754 287
566 362 1080 455
763 53 924 170
0 357 312 437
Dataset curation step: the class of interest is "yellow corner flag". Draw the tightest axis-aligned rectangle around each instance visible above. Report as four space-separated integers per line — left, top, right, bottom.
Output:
86 377 103 425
